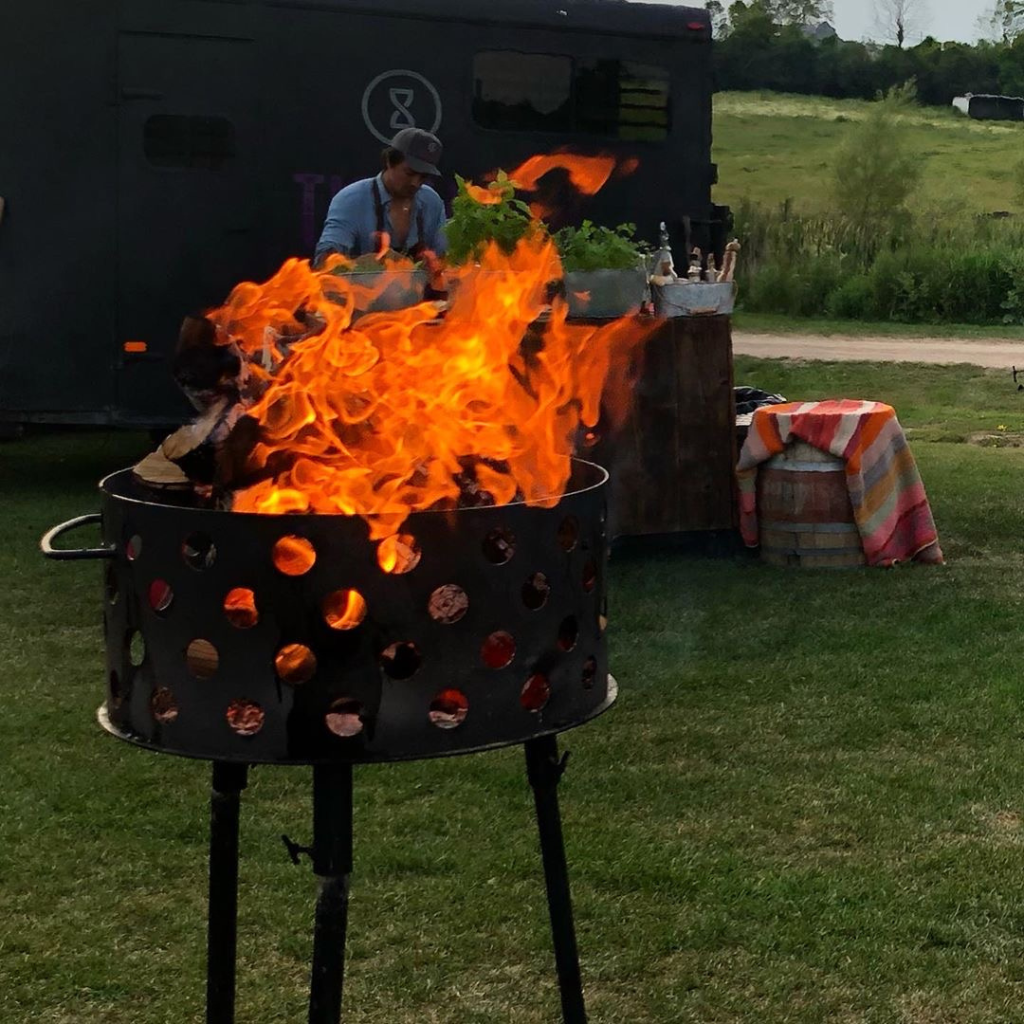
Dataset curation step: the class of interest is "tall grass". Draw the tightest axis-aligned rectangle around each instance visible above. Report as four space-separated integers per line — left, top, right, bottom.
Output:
735 199 1024 325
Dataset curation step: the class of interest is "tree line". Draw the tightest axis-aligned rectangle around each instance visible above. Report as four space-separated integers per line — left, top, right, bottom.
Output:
712 1 1024 107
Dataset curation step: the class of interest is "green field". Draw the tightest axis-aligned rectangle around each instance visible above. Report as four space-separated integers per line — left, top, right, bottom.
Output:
713 91 1024 215
7 358 1024 1021
734 311 1024 340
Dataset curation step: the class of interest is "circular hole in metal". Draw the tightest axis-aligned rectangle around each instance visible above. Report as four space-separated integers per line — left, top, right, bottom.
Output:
522 572 550 610
582 656 598 690
380 641 422 680
429 689 469 729
147 579 174 614
186 638 219 679
224 588 259 629
226 698 265 737
582 560 598 593
326 698 365 738
106 565 119 605
182 533 217 571
557 616 579 652
323 589 367 631
377 533 421 575
275 643 317 685
150 687 178 724
273 535 316 576
428 584 469 625
521 673 551 712
109 670 126 709
482 527 516 565
126 535 142 561
557 515 580 552
128 631 146 667
481 630 516 669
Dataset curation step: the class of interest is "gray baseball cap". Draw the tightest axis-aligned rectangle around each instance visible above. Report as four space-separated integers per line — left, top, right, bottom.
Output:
391 127 442 176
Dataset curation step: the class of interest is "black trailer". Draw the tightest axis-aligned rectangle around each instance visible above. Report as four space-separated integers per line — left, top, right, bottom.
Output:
0 0 723 427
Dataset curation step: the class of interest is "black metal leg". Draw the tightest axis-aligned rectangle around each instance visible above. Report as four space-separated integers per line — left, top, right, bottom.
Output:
206 761 249 1024
308 763 354 1024
525 735 588 1024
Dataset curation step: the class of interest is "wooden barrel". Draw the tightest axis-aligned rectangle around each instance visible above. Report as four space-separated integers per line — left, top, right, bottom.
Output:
758 441 865 568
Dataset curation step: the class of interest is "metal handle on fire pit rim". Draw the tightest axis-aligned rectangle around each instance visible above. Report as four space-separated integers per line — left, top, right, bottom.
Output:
40 514 115 560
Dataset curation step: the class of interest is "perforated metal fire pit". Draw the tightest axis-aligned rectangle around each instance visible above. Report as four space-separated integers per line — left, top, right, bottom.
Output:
43 457 613 1024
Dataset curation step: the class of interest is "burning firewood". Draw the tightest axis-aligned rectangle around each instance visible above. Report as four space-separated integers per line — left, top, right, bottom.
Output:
136 314 288 497
172 315 250 411
159 396 249 485
132 448 191 491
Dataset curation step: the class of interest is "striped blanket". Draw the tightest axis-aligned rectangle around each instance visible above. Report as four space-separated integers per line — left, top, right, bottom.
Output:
736 400 944 567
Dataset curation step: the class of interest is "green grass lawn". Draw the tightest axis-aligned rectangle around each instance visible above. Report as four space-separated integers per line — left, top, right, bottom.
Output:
713 91 1024 216
6 362 1024 1021
734 311 1024 342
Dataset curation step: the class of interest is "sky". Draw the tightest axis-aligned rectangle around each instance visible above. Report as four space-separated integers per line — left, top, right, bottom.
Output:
831 0 993 44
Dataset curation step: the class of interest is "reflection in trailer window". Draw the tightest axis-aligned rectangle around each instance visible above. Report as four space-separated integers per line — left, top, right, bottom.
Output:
473 52 670 141
472 52 572 132
577 60 670 141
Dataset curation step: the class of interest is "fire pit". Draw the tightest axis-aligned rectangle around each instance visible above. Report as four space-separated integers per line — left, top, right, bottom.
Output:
43 457 609 1023
49 460 610 764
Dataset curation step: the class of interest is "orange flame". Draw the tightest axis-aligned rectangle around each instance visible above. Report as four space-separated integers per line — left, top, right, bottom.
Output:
464 183 504 205
323 589 368 630
206 164 655 539
509 153 620 195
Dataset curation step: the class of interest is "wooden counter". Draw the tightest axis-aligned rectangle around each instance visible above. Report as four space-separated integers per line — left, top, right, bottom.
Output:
589 315 738 543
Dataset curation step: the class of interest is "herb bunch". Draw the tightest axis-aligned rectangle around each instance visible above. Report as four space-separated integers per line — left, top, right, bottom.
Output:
445 171 544 265
553 222 648 273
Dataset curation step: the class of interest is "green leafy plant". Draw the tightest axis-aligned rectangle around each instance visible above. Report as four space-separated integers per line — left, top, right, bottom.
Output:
445 171 542 265
553 221 648 273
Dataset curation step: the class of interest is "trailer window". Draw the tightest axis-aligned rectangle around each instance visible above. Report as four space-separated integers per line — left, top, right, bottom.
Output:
576 60 671 141
472 53 572 132
143 115 236 170
472 53 670 141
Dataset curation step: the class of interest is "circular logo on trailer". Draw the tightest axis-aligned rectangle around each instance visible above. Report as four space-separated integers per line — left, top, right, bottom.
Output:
362 70 443 145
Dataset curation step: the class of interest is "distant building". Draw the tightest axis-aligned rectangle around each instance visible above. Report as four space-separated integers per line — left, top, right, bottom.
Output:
952 93 1024 122
800 21 838 43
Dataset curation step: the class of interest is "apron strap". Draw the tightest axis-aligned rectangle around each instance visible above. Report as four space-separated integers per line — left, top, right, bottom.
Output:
371 178 387 254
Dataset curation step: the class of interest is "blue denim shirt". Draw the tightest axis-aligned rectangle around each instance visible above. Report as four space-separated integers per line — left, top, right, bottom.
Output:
313 173 447 263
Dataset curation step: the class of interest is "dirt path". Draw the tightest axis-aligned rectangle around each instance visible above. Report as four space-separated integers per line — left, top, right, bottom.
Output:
732 332 1024 369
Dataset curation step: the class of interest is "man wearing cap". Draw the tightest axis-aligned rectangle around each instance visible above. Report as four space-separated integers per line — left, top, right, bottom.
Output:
313 127 447 265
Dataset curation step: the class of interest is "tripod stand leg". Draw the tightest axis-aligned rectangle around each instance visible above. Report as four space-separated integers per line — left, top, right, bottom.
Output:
525 735 587 1024
206 761 249 1024
308 763 354 1024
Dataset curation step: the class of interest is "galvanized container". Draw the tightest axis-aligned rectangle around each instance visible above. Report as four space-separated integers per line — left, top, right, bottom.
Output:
652 281 735 318
563 269 649 320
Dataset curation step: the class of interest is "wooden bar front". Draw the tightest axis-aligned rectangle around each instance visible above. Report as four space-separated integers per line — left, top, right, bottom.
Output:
590 315 738 542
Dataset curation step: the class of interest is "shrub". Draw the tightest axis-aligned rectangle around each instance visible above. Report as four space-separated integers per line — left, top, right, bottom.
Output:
825 274 875 319
830 83 923 235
